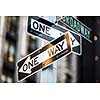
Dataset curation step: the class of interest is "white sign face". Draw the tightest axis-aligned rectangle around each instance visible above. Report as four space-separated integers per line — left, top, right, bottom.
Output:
27 16 82 55
17 32 72 81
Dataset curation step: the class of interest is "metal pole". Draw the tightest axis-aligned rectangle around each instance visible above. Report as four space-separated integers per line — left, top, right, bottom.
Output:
71 16 79 82
68 54 78 82
38 39 57 83
67 16 78 83
56 16 78 83
15 16 28 82
0 16 6 82
39 16 57 83
57 57 68 83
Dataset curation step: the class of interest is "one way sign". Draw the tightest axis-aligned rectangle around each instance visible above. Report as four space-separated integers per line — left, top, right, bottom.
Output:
17 32 72 81
27 16 82 55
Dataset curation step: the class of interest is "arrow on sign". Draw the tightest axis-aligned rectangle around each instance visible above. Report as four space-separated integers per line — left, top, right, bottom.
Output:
19 56 32 74
17 32 72 81
27 16 82 55
68 31 82 55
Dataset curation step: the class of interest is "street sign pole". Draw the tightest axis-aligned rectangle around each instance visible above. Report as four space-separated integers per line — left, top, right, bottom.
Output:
70 17 78 82
67 17 79 82
38 38 57 83
39 16 57 83
57 16 79 82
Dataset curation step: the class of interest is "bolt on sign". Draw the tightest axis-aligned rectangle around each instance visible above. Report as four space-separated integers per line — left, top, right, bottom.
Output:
17 32 72 81
27 16 82 55
59 16 92 43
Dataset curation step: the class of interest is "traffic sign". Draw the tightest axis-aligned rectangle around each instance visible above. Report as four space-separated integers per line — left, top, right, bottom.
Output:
59 16 92 43
27 16 82 55
17 32 72 81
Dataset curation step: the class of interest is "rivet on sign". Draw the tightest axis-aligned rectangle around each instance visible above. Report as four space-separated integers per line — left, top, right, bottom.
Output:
95 56 99 61
94 36 98 41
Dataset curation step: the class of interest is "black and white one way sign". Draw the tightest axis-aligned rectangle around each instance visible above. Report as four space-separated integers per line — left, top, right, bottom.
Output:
27 16 82 55
17 32 72 81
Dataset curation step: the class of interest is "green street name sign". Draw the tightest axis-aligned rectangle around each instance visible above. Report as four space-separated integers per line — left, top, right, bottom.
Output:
60 16 92 43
